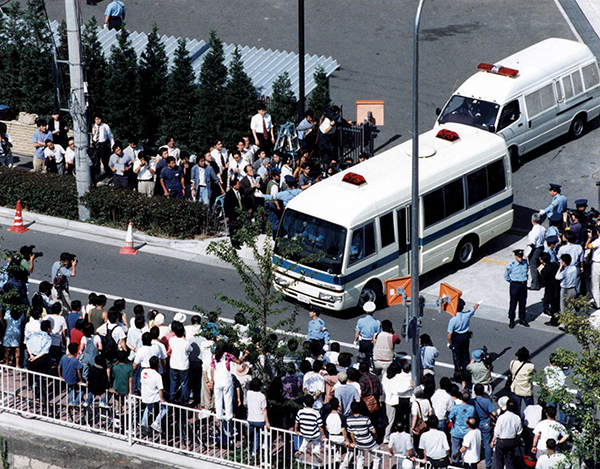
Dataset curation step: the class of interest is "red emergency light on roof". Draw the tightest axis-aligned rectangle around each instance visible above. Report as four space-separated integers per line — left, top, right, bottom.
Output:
436 129 460 142
342 172 367 186
477 63 519 78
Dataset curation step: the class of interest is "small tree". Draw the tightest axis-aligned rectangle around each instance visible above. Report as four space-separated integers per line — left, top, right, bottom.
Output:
307 65 331 119
204 211 301 382
105 27 141 141
82 16 108 120
532 296 600 467
223 47 257 147
162 38 198 150
139 24 168 145
270 72 298 129
196 30 228 150
0 2 25 113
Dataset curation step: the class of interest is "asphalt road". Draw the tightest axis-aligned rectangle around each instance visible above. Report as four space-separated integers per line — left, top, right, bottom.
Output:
43 0 576 152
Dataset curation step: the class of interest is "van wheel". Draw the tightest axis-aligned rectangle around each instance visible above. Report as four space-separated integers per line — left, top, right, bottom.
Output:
358 281 383 310
569 115 586 139
455 236 478 267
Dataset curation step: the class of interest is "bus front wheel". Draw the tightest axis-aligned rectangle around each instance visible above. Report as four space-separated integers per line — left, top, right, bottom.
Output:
455 237 478 267
358 281 383 310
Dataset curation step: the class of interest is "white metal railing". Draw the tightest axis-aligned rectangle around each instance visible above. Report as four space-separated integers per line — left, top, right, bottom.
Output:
0 364 455 469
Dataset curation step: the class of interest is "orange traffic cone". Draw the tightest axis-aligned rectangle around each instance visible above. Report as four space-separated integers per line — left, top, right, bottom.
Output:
7 201 29 233
119 221 138 255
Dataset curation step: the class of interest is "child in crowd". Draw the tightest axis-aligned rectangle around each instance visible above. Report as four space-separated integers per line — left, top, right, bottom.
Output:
294 394 326 463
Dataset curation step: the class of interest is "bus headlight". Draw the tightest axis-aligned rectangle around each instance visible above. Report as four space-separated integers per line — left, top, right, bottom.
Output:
319 293 342 303
275 276 289 287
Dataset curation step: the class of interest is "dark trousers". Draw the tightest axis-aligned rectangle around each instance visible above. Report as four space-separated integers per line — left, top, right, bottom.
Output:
529 246 543 290
189 361 202 405
508 282 527 321
256 134 272 157
113 174 129 189
451 331 470 380
229 220 242 248
493 437 518 469
97 141 111 179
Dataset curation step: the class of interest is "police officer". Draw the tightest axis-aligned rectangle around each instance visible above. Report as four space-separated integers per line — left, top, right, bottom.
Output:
539 183 567 223
504 249 529 329
544 235 559 265
306 306 330 354
546 212 562 241
574 199 589 227
446 298 481 383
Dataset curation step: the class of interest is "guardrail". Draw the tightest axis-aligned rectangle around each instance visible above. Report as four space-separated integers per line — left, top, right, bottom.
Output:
0 364 448 469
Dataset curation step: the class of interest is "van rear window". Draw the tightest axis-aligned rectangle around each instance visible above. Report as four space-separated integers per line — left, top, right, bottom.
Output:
582 63 600 90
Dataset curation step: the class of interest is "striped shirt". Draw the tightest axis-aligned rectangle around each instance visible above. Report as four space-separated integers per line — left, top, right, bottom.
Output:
296 407 323 440
345 414 376 449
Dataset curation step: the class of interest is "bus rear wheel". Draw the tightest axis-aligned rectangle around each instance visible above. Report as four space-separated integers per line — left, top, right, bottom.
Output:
358 281 383 310
455 237 478 267
569 115 586 139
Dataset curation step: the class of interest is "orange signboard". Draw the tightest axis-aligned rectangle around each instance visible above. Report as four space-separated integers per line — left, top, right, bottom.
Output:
385 276 411 306
439 283 463 316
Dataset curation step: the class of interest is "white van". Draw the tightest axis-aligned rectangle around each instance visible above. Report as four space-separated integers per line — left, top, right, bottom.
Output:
435 38 600 162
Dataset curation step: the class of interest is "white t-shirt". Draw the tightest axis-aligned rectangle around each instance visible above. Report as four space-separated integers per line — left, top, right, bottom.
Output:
141 367 163 404
24 318 41 345
151 341 167 374
247 390 267 422
412 398 432 419
45 144 66 163
96 323 126 349
326 411 343 436
536 453 570 469
431 389 454 421
419 429 449 459
49 315 67 346
134 345 155 368
65 147 75 164
533 420 567 451
303 371 325 410
168 336 191 371
201 340 214 373
462 429 481 463
133 159 155 181
389 431 413 457
523 404 544 429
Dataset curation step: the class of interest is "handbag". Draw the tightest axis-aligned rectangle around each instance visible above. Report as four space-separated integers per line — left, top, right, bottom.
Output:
412 400 428 436
362 377 380 413
53 266 66 288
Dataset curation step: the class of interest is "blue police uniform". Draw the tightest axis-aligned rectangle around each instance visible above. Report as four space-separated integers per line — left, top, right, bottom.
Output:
447 308 475 381
355 315 381 359
542 194 567 219
504 255 529 327
307 316 330 351
105 0 125 30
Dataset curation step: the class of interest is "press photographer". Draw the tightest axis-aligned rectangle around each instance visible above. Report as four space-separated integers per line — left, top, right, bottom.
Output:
19 245 42 274
51 252 77 313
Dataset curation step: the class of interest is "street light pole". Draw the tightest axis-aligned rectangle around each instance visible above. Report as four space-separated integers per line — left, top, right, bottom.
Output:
298 0 305 120
65 0 91 220
410 0 426 387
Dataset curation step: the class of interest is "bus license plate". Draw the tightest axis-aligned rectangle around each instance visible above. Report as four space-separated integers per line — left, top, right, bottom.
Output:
297 294 310 304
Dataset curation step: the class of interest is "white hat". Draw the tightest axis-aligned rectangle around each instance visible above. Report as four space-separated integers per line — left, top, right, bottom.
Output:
154 313 165 326
173 312 186 323
498 396 509 411
363 301 376 313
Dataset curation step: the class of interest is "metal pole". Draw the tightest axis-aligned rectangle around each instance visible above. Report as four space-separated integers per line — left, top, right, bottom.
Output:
298 0 305 120
65 0 91 220
410 0 425 387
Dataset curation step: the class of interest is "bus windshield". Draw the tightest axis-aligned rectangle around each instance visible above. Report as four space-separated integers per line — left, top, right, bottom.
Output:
438 95 499 131
275 209 346 275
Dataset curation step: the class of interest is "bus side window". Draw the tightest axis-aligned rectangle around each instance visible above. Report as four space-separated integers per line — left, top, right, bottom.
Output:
349 221 376 265
397 208 408 255
379 212 395 248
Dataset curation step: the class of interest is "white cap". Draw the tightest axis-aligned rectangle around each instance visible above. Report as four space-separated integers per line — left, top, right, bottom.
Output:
498 396 509 411
154 313 165 326
173 312 186 323
363 301 376 313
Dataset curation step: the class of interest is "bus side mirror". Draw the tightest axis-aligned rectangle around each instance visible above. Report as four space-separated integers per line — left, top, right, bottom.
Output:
488 125 495 133
435 107 442 116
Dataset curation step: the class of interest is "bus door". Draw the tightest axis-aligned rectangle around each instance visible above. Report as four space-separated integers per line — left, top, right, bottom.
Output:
396 205 410 275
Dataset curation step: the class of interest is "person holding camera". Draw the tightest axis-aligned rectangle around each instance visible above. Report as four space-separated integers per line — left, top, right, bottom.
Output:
133 151 155 196
51 252 77 314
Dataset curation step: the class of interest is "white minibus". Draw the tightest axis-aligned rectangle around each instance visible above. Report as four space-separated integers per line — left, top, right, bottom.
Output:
272 124 513 311
435 38 600 163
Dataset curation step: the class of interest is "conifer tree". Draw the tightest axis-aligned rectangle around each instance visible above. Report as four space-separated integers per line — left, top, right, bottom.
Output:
139 24 168 145
82 16 108 120
307 65 332 119
0 2 25 113
105 27 141 141
223 47 257 147
270 72 297 128
162 38 198 150
196 30 228 151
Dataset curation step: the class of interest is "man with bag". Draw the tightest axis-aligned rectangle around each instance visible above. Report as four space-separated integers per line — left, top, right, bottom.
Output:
359 361 383 440
51 252 77 314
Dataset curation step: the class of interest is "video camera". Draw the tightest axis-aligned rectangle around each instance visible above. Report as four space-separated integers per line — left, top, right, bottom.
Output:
20 245 43 259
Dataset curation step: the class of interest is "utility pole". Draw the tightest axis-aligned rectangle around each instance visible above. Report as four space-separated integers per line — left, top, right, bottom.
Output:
410 0 426 387
65 0 91 220
298 0 305 120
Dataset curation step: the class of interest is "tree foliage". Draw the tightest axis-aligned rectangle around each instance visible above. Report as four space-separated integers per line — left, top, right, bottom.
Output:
82 16 108 120
162 38 198 150
139 24 168 145
223 47 257 147
307 65 331 119
105 27 141 141
270 72 298 128
532 296 600 466
196 30 228 150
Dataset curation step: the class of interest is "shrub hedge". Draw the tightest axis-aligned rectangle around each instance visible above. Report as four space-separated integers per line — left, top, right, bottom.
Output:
0 168 220 239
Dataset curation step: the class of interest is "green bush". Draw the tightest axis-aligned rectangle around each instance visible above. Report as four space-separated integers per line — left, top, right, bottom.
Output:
0 168 223 239
0 167 78 219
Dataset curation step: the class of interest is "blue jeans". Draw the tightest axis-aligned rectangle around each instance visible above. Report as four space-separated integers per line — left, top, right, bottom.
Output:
249 421 266 454
480 423 493 467
84 392 109 407
198 186 209 206
141 402 167 427
170 368 189 403
451 435 463 463
512 393 534 413
68 384 82 405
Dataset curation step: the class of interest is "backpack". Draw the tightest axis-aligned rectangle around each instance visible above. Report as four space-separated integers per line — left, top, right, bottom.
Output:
101 324 119 361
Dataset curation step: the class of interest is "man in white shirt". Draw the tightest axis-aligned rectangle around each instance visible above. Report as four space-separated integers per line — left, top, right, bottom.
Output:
91 113 114 180
250 103 275 156
168 321 191 404
532 406 568 457
431 377 454 430
211 140 229 175
124 137 143 161
64 138 75 174
140 356 167 434
535 439 570 469
303 360 325 411
491 399 523 469
133 153 155 196
528 212 546 290
419 415 450 466
44 140 66 174
454 418 481 469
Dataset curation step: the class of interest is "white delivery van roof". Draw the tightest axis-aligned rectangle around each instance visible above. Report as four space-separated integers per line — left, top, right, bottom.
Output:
284 124 508 229
453 38 595 104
